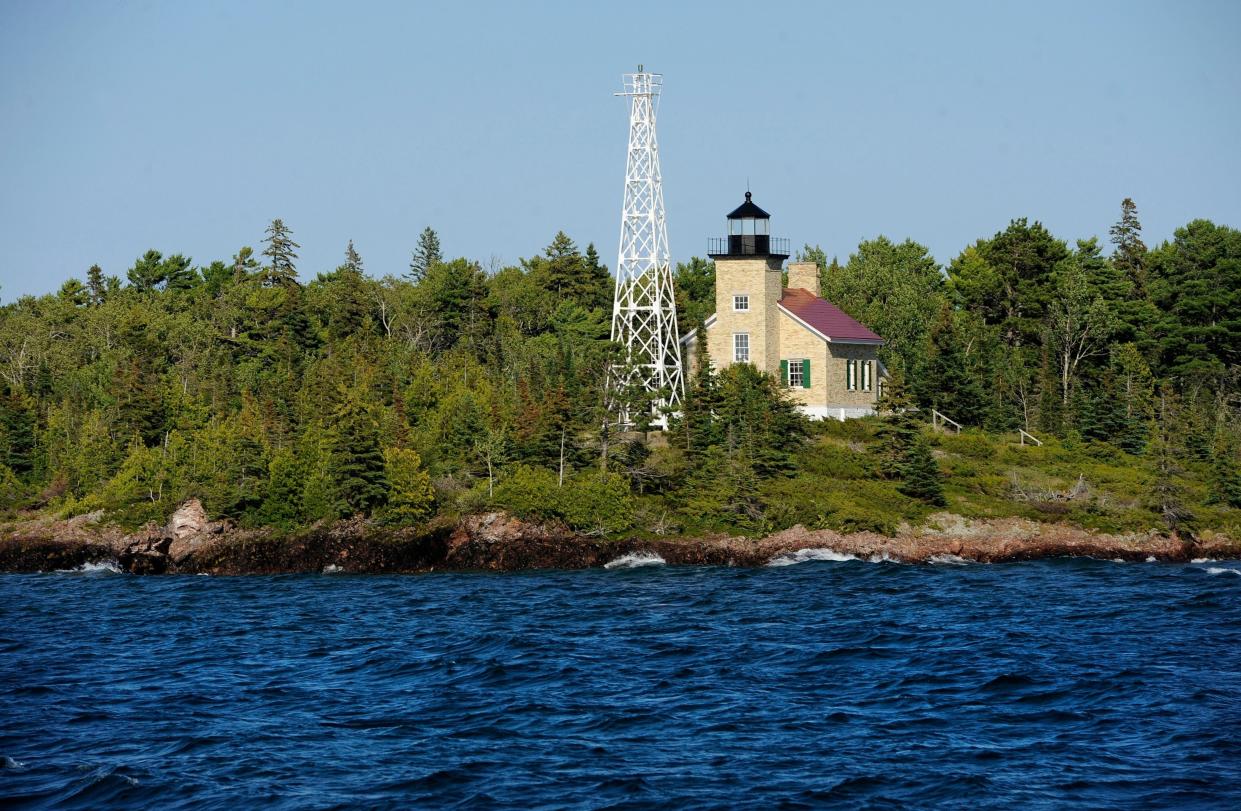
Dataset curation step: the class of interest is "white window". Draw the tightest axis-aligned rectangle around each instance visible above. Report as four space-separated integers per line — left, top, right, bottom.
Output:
788 360 803 388
733 333 749 362
862 360 872 392
846 359 857 391
733 294 749 312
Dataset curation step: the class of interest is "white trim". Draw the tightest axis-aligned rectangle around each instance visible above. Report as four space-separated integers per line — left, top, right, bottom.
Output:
679 313 717 346
798 405 877 421
733 332 750 363
732 293 750 312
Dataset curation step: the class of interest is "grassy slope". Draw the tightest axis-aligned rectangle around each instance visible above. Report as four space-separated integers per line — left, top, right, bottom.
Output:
743 418 1240 540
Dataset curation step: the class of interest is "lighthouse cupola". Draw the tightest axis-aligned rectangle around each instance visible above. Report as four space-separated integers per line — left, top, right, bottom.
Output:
709 191 790 259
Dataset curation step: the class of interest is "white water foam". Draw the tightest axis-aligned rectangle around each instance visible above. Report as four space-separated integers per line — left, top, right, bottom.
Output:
323 564 344 574
867 552 901 564
767 549 859 567
1146 556 1157 563
928 554 971 565
604 552 666 570
1192 558 1218 564
1206 567 1241 577
57 559 123 574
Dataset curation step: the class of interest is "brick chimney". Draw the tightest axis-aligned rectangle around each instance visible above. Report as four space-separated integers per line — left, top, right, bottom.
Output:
787 261 820 297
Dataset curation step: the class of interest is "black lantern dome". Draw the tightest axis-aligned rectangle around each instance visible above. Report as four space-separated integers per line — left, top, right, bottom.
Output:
708 192 790 259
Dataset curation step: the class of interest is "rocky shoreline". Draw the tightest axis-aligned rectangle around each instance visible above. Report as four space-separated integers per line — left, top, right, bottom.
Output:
1 499 1237 575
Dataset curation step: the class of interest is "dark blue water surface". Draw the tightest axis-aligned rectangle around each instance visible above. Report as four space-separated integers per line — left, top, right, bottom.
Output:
3 558 1241 809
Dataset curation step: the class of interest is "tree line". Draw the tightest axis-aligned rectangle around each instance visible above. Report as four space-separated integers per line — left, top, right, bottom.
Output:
0 199 1237 533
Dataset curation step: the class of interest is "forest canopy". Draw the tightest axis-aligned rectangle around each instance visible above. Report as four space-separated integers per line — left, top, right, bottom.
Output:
1 200 1238 536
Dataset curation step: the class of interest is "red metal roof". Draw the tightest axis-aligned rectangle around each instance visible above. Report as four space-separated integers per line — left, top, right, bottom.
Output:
779 288 884 343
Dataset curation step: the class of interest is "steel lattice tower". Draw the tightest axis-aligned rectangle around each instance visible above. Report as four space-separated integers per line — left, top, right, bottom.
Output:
609 68 683 427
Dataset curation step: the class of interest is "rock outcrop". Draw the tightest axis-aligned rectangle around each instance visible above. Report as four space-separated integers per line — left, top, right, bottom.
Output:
0 505 1235 575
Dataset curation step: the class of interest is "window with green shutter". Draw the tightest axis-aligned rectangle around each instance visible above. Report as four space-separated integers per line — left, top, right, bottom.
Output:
802 359 811 389
780 359 789 387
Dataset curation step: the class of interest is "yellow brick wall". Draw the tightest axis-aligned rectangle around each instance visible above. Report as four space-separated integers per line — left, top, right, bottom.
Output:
776 310 881 416
707 256 784 376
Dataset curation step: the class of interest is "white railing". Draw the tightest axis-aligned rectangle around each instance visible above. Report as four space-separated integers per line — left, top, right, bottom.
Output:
931 409 961 434
1019 428 1042 447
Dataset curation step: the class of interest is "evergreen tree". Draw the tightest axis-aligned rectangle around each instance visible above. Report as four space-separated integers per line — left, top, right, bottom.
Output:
329 393 389 515
408 226 442 282
1208 423 1241 508
57 279 89 307
127 249 166 292
257 448 303 527
86 264 107 306
1145 220 1241 379
232 246 260 283
876 366 920 479
382 446 435 523
673 257 715 329
949 219 1068 349
345 240 364 274
924 304 987 426
1110 197 1148 296
898 437 945 505
261 219 300 286
162 254 197 292
1149 388 1193 531
0 393 37 476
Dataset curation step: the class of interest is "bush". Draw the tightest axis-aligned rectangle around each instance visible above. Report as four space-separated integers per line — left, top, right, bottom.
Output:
802 442 872 479
935 431 997 460
493 466 635 535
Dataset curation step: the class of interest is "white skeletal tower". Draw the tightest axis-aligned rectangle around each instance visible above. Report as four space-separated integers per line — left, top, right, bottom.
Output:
609 68 683 426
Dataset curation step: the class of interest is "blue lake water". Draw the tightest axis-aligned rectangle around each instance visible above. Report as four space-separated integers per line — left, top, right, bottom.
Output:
3 557 1241 809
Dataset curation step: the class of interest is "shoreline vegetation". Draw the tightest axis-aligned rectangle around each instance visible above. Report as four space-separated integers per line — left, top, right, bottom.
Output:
1 205 1239 555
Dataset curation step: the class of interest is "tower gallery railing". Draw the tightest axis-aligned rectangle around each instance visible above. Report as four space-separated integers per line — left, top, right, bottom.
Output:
707 236 791 257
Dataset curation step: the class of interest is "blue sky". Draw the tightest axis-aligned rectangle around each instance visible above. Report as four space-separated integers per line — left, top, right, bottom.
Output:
1 0 1238 299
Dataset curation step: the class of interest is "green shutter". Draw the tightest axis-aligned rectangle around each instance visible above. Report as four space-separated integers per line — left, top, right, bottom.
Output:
845 360 850 390
780 359 789 386
802 359 811 389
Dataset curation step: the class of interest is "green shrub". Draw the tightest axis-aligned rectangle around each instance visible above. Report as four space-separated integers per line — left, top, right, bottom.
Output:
493 465 634 535
935 431 997 460
801 441 872 479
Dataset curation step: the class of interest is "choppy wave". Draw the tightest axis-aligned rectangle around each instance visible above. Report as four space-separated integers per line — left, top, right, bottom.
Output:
603 552 665 569
767 548 859 566
928 553 972 565
1206 567 1241 577
5 559 1241 808
56 559 123 575
768 549 908 566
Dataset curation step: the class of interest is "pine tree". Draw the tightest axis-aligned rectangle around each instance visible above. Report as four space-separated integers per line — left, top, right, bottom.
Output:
345 240 364 274
258 448 303 527
232 246 260 283
408 226 442 282
127 250 166 292
162 254 197 292
876 366 920 479
330 393 389 515
1110 198 1147 297
1149 388 1193 531
382 446 435 523
1208 427 1241 508
86 264 107 306
261 219 300 287
899 437 946 505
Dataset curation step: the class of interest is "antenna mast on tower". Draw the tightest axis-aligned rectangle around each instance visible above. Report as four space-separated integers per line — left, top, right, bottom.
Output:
609 67 683 427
